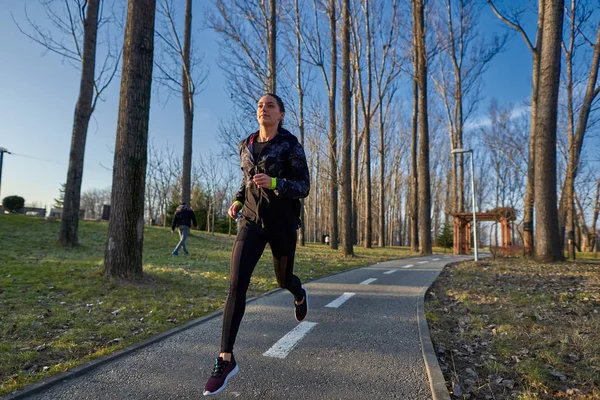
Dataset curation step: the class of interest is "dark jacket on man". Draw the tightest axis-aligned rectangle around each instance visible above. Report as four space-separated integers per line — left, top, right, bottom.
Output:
235 127 310 228
171 205 197 230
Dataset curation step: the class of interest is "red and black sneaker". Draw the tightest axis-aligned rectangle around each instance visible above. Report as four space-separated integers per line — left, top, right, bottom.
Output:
203 356 239 396
294 286 308 322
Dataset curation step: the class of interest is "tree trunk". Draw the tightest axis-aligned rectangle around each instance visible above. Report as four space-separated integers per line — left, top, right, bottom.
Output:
341 0 353 256
523 1 546 258
352 92 361 245
104 0 156 279
591 178 599 253
533 0 565 262
410 15 419 253
558 23 600 255
181 0 193 205
363 1 373 249
413 0 431 255
378 98 385 247
268 0 277 92
59 0 100 247
295 0 306 246
328 0 339 250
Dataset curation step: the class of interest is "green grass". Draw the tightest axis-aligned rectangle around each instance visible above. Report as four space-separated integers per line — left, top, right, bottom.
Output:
0 214 423 395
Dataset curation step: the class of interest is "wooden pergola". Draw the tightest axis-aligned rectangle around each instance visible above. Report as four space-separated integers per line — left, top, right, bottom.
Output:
453 207 517 255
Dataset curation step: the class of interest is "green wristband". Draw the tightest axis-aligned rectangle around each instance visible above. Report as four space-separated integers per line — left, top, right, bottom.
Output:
270 177 277 190
233 200 243 207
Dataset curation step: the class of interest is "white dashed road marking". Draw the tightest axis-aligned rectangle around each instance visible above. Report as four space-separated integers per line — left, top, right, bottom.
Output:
359 278 377 285
383 270 397 275
418 261 428 264
402 264 414 269
325 292 356 308
263 321 318 359
432 258 440 261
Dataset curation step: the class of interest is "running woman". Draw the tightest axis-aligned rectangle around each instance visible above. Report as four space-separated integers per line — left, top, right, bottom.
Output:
203 93 310 396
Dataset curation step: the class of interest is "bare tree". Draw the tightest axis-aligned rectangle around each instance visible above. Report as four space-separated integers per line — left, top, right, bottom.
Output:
281 0 310 245
269 0 277 92
154 0 208 205
197 152 225 234
432 0 506 215
81 186 111 219
533 0 565 262
14 1 122 247
591 177 600 253
558 5 600 259
208 0 272 116
410 11 419 253
340 0 353 256
104 0 157 279
412 0 432 254
146 143 180 226
373 0 402 247
299 0 339 248
488 0 547 257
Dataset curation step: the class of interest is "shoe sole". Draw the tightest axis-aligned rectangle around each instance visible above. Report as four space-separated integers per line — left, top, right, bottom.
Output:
295 285 308 322
203 364 239 396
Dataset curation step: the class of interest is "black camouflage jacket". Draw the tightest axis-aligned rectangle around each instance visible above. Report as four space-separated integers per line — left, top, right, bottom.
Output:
234 128 310 228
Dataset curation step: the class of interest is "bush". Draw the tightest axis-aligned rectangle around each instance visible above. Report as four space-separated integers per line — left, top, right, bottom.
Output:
2 196 25 213
437 223 453 252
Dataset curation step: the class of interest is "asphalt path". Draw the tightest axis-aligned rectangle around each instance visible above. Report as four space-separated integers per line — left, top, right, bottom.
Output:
10 254 470 400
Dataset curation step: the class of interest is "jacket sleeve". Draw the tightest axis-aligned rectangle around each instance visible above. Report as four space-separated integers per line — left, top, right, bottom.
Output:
273 140 310 199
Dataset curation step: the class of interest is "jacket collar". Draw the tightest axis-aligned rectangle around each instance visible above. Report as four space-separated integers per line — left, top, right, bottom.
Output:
244 127 292 147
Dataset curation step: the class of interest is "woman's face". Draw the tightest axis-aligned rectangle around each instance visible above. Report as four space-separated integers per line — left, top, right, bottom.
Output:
256 95 284 128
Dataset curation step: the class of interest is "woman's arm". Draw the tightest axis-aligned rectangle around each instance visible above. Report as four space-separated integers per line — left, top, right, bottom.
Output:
273 141 310 199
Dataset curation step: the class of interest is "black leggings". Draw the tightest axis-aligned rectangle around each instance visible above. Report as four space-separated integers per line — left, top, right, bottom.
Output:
220 220 304 353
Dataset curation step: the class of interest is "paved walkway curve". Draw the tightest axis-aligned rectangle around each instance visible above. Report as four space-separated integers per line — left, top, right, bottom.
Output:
5 255 470 400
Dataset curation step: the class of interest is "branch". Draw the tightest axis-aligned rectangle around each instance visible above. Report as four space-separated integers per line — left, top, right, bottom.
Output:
486 0 536 53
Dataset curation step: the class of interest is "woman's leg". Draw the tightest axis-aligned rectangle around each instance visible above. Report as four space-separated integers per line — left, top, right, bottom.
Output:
268 225 303 302
220 222 267 353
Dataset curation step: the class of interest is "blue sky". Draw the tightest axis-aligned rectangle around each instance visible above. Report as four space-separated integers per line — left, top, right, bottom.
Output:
0 2 534 208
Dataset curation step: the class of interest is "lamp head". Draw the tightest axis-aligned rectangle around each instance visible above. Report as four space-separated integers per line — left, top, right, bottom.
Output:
451 148 471 154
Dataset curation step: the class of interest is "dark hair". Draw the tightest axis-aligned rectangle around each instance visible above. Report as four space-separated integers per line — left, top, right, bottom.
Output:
263 93 285 129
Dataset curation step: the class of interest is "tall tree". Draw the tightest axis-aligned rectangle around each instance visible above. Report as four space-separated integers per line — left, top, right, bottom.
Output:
412 0 432 254
155 0 208 205
14 1 121 247
341 0 353 256
352 0 375 248
488 0 544 257
268 0 277 92
373 0 401 247
284 0 308 245
328 0 339 250
104 0 157 279
432 0 506 215
410 0 420 253
181 0 193 205
558 8 600 259
533 0 565 262
59 0 100 247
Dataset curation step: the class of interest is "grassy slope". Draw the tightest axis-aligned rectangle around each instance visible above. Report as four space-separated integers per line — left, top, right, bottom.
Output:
0 214 419 395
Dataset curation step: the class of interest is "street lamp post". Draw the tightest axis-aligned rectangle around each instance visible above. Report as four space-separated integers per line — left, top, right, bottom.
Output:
0 147 11 203
452 148 478 261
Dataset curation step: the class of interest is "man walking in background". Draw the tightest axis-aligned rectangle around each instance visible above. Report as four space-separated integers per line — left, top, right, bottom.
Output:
171 202 198 256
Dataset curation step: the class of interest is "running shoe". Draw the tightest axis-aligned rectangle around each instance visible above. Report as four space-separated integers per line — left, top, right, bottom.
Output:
203 356 238 396
294 286 308 322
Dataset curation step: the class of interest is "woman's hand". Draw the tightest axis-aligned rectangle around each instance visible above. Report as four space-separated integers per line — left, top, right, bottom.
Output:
228 202 242 219
252 173 273 189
